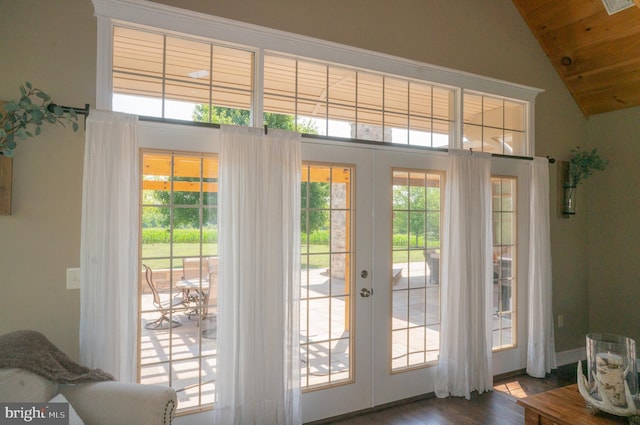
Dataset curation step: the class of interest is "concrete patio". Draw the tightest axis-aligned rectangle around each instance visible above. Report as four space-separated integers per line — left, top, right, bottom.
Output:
139 261 510 411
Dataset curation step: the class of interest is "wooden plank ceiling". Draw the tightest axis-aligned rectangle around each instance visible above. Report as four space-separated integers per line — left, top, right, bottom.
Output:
512 0 640 116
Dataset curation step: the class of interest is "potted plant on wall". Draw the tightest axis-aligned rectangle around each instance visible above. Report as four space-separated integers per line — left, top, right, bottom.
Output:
0 82 80 215
563 146 608 215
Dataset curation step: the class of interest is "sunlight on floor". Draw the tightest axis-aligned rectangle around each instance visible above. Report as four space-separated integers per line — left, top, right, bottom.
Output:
493 380 529 399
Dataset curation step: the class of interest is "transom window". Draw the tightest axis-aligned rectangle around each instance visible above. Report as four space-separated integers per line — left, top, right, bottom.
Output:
113 26 254 122
264 55 454 146
111 25 531 155
464 93 526 156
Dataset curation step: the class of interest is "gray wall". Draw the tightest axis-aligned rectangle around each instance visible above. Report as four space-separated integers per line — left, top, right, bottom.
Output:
587 107 640 342
0 0 595 360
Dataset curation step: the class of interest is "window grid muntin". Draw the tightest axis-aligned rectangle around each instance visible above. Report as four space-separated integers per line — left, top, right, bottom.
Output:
391 169 443 372
139 150 218 413
491 175 517 351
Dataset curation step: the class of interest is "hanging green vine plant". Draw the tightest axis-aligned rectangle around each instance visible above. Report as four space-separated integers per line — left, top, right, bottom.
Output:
568 146 608 186
0 82 79 157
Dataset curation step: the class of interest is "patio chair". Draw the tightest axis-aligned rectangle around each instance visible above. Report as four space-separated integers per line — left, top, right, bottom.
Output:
181 257 209 281
423 249 440 285
179 257 212 319
142 264 185 330
205 256 218 309
201 257 218 338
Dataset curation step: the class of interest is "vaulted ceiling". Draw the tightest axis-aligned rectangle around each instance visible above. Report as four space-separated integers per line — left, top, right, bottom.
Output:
512 0 640 116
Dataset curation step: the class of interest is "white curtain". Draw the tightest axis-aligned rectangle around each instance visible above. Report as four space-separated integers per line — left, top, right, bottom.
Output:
79 110 139 382
436 149 493 400
526 157 556 377
214 125 301 425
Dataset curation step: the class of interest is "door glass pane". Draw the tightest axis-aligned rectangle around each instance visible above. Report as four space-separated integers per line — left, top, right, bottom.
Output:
492 177 517 350
301 163 354 390
391 170 443 372
140 151 218 413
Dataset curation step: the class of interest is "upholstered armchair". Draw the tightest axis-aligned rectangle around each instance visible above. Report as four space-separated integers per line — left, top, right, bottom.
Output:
0 368 176 425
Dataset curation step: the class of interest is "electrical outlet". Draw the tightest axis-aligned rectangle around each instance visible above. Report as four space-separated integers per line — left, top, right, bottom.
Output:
66 268 80 290
558 314 564 328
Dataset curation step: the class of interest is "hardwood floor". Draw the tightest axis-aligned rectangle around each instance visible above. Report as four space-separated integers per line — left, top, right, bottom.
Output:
308 364 578 425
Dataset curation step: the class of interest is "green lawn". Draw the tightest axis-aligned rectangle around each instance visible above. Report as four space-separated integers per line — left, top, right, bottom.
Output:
141 243 217 269
141 243 437 270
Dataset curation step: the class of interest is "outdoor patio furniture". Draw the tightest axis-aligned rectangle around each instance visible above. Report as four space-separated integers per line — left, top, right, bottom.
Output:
177 257 217 320
424 249 440 285
142 264 185 330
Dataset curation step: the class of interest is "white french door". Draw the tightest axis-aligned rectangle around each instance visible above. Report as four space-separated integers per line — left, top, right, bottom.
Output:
371 148 447 406
300 142 451 422
301 142 530 422
299 141 374 422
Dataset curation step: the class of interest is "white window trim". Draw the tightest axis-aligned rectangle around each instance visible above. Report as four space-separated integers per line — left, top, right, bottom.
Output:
93 0 543 155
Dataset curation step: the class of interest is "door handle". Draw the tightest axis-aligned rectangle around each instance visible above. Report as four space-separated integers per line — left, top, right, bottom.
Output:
360 288 372 298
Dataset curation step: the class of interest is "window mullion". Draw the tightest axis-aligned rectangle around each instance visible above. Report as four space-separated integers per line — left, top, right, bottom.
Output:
253 47 264 128
526 102 534 157
161 35 167 119
209 45 213 123
453 88 463 150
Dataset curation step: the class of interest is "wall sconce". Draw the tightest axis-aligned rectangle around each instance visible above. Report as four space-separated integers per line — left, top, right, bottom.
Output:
557 147 608 218
558 161 576 218
563 182 576 215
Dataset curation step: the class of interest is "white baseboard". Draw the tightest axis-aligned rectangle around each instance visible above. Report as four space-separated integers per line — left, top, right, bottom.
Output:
555 347 640 372
555 347 586 366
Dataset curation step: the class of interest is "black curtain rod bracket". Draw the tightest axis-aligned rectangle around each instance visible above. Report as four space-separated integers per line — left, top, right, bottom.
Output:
47 103 90 130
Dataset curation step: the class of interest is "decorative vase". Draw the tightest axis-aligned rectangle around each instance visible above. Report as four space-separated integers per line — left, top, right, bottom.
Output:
563 183 576 215
582 333 638 413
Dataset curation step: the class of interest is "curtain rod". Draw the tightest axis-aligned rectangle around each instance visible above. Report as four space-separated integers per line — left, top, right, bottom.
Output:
137 115 556 163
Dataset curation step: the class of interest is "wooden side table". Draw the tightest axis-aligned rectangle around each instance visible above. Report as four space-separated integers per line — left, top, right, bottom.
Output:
517 384 628 424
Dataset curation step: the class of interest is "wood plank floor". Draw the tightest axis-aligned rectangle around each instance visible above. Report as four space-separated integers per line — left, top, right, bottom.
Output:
309 364 578 425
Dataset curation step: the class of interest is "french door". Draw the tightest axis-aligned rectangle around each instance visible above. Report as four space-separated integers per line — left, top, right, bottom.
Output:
299 142 374 422
300 141 529 422
300 142 450 422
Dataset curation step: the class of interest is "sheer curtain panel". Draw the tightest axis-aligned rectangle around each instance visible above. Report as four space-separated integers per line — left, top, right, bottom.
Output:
436 149 493 400
214 125 302 425
79 110 139 382
526 157 556 377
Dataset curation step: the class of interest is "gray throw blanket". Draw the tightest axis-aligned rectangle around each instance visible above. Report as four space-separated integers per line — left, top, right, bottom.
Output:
0 330 114 384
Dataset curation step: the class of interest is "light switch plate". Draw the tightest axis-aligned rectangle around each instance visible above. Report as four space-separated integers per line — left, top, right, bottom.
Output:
66 268 80 290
